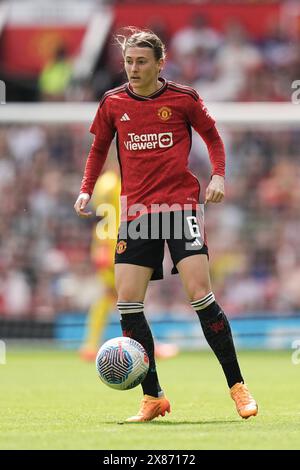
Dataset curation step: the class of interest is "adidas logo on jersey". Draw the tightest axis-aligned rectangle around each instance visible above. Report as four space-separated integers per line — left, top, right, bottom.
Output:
120 113 130 121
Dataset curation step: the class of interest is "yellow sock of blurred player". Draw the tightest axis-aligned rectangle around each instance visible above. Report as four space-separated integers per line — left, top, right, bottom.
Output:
80 293 115 361
87 296 112 349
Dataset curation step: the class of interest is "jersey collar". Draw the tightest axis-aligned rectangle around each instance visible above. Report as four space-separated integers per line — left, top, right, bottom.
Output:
126 77 167 101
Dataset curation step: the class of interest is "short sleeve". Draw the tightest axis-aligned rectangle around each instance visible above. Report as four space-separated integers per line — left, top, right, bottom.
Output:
90 99 116 142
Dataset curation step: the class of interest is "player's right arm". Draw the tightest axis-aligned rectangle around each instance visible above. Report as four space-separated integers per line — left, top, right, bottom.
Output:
74 99 116 217
74 192 92 218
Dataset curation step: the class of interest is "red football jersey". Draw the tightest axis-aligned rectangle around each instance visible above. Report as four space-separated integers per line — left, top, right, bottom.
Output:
81 78 225 221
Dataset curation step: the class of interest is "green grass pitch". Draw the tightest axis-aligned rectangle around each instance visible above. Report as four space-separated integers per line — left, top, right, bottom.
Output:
0 349 299 450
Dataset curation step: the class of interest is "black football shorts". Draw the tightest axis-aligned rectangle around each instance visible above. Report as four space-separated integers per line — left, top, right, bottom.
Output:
115 210 208 280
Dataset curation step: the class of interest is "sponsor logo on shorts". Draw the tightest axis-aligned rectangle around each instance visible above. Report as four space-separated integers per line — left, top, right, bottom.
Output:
116 240 127 254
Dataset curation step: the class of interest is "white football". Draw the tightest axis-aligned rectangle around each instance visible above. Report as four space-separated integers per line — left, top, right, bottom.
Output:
96 337 149 390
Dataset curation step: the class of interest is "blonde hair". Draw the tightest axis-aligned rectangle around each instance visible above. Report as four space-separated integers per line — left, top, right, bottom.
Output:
115 27 166 62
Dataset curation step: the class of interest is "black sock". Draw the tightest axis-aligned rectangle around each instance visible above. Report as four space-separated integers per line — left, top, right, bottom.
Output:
191 293 243 388
117 302 162 397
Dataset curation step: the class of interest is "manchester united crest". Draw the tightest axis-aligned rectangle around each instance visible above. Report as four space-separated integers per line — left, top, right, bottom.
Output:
158 106 172 121
116 240 127 254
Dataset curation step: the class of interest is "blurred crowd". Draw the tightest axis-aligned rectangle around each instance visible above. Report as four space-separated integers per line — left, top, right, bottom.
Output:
39 15 300 102
0 123 299 319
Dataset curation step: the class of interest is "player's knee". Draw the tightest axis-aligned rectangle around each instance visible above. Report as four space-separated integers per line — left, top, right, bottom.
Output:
188 285 211 302
117 290 143 303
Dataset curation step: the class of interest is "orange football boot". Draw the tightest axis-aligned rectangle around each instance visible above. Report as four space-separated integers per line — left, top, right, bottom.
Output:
79 348 97 362
125 395 171 422
155 343 179 359
230 382 258 419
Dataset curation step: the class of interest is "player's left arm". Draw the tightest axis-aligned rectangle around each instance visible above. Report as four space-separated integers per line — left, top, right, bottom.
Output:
204 174 225 204
201 126 225 204
188 95 226 204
